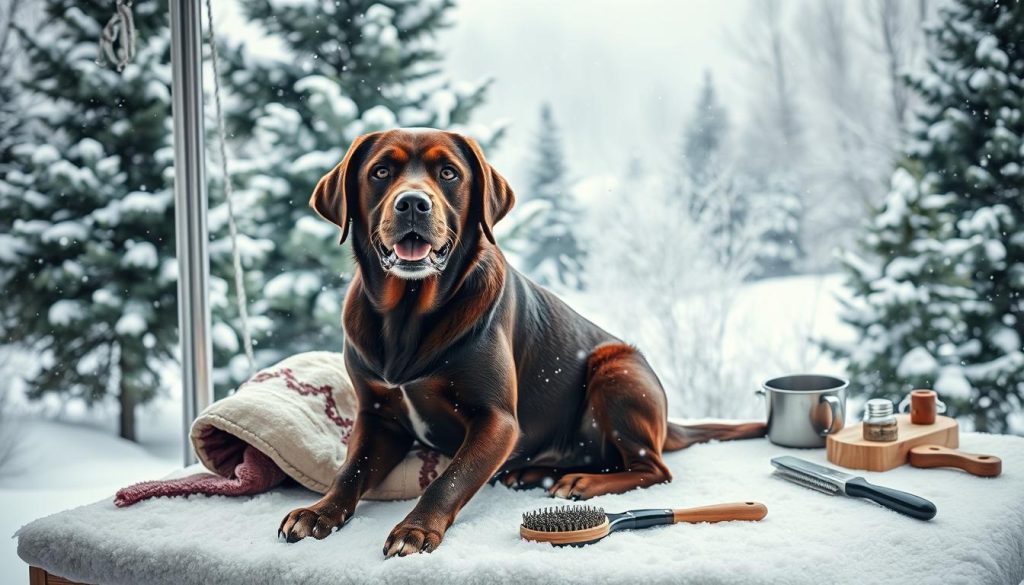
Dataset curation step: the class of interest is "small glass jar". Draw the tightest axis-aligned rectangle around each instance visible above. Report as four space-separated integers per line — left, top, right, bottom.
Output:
863 399 898 442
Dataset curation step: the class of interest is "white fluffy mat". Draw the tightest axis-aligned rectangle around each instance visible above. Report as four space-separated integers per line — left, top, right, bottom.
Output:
16 433 1024 585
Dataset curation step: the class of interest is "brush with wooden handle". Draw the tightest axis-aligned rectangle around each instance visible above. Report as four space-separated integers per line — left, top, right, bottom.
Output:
520 501 768 546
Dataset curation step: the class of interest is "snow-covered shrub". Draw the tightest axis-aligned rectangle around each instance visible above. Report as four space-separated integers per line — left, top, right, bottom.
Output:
674 72 803 280
582 169 761 419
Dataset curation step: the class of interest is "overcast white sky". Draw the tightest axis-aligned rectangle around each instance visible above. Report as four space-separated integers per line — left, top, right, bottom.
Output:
439 0 749 189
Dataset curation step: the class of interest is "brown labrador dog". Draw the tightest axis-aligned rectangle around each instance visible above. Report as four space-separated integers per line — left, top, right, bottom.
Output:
279 128 765 557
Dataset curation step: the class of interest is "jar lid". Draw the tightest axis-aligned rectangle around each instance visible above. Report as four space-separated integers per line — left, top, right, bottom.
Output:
865 398 894 419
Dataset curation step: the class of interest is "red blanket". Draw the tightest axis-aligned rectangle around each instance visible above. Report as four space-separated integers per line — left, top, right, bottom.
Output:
115 445 286 507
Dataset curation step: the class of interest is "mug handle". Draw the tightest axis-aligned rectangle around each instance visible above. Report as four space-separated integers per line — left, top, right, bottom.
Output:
819 395 845 436
898 394 948 414
898 394 912 413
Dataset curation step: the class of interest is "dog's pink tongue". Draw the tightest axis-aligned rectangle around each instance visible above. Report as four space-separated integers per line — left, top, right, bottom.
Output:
395 238 431 261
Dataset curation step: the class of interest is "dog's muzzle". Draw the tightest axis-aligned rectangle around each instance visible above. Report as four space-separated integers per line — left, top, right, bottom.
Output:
377 231 452 279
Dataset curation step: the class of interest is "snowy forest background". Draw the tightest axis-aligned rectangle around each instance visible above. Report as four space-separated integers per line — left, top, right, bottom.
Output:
0 0 1023 489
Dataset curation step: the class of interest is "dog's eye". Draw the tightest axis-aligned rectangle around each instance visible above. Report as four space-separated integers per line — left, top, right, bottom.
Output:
371 166 390 180
439 166 458 181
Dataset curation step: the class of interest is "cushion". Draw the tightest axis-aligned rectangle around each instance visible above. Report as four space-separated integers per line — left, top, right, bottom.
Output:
190 351 449 500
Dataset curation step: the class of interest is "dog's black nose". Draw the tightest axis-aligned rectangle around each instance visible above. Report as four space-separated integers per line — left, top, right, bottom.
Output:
394 191 432 216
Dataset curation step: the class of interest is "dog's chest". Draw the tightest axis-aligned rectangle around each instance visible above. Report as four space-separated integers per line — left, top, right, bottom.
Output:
395 385 464 453
399 385 436 448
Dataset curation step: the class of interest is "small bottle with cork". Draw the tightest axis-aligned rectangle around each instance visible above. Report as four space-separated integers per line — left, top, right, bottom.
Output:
863 399 898 442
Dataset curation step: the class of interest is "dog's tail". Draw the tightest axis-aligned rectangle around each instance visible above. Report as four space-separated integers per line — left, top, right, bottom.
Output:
663 420 767 451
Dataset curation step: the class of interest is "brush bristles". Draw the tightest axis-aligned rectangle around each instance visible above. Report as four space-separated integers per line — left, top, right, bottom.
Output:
521 505 607 532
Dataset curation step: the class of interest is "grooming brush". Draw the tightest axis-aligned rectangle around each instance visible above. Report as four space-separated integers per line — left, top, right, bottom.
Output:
519 501 768 546
771 455 937 520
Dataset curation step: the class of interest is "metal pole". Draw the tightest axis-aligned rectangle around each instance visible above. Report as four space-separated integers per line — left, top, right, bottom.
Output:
170 0 212 466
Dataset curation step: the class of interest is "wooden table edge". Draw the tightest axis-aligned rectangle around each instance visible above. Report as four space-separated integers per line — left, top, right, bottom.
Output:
29 566 89 585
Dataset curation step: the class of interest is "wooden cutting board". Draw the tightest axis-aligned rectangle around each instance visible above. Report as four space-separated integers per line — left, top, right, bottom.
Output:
826 414 958 472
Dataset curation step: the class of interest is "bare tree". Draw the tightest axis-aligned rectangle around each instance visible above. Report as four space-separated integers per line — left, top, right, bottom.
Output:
0 0 38 163
801 0 883 207
782 0 921 269
733 0 804 172
0 0 34 65
801 0 936 209
0 354 22 476
731 0 935 272
863 0 933 135
0 0 35 475
875 0 912 128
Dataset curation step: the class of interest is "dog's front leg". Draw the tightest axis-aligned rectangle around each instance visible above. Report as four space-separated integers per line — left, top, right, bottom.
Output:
383 410 518 557
280 410 413 542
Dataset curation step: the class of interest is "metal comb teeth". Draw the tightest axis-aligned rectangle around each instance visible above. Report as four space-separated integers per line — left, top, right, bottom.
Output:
520 505 607 532
772 468 841 495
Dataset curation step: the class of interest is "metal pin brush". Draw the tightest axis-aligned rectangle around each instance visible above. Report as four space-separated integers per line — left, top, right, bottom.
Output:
520 501 768 546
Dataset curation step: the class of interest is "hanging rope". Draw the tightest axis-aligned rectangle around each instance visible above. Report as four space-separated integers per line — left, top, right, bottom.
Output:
204 0 256 371
98 0 136 72
99 0 255 369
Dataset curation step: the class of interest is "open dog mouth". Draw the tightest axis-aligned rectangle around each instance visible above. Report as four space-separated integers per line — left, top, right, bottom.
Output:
377 231 452 275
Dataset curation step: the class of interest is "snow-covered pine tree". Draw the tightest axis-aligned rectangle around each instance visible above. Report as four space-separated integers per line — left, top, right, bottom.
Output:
830 168 979 418
0 1 177 441
681 71 728 193
676 73 757 273
677 72 802 278
746 172 804 278
215 0 498 388
507 103 585 290
835 0 1024 432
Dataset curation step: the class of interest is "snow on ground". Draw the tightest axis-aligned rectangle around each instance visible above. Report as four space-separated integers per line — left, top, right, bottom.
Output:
0 352 184 581
0 419 180 581
0 273 851 582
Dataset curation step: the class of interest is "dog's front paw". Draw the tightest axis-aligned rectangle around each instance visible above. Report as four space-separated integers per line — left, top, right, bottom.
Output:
501 467 559 490
549 472 599 500
383 519 445 558
278 499 351 543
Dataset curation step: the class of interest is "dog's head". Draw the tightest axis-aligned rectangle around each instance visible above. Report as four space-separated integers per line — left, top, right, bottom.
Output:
310 128 514 280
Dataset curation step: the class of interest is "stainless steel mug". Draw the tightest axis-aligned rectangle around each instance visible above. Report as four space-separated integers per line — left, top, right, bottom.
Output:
756 374 847 448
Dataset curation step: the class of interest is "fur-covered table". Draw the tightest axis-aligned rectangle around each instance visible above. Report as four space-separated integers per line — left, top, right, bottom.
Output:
17 433 1024 585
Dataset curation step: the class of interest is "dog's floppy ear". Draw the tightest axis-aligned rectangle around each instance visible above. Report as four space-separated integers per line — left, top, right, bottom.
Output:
309 132 380 244
453 133 515 245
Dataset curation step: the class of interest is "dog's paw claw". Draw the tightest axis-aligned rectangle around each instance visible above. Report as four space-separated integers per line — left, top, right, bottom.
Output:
502 467 560 491
383 522 443 558
548 473 597 500
279 504 348 543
